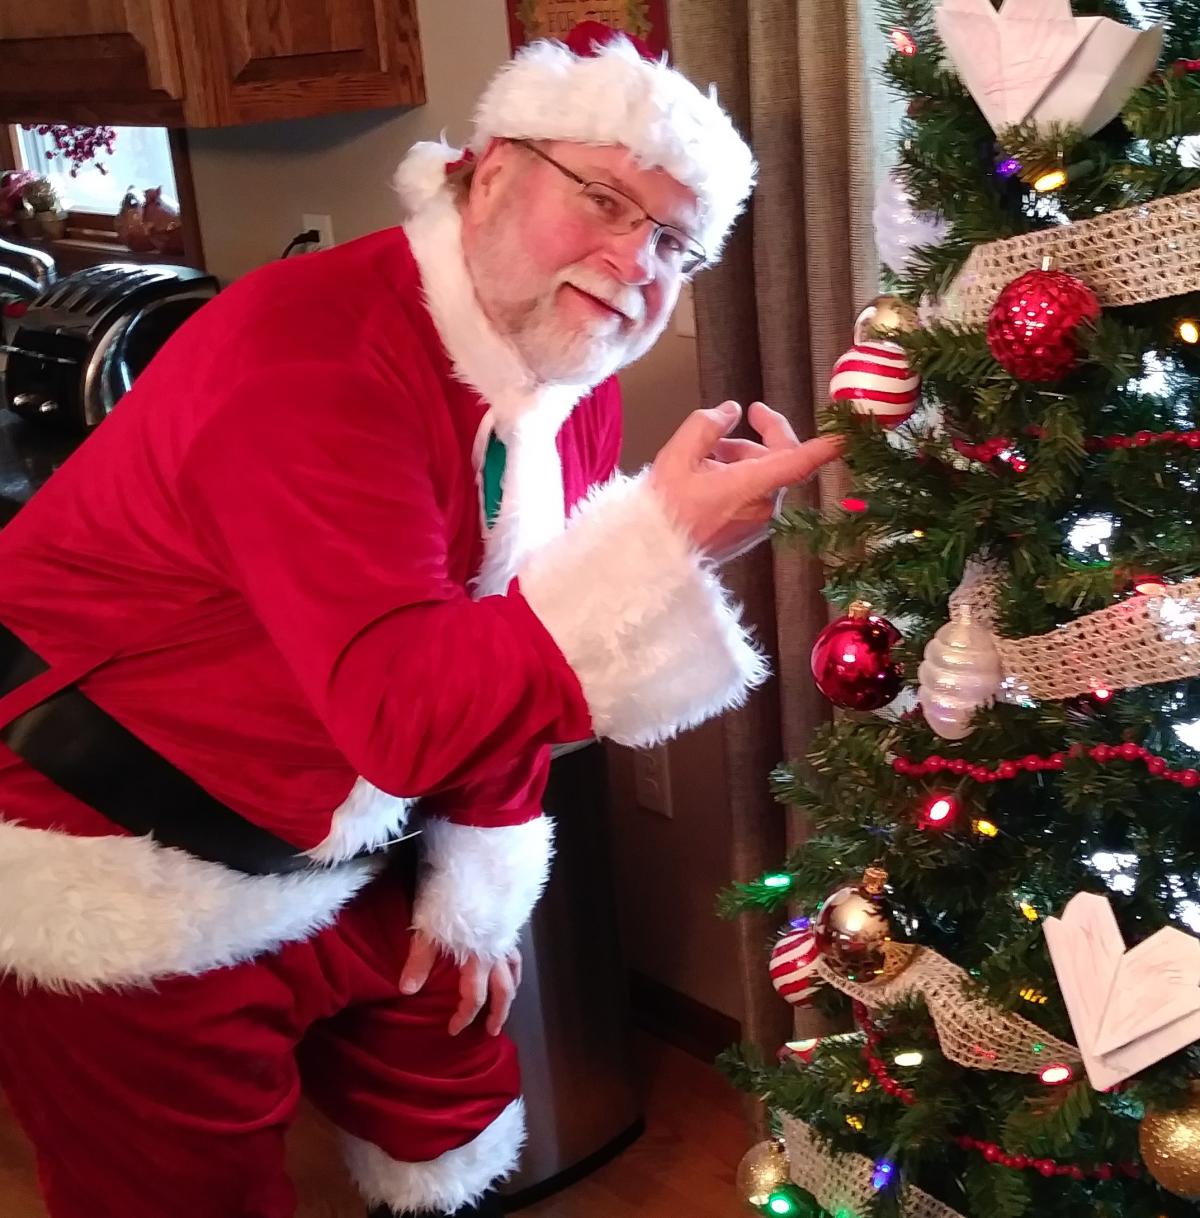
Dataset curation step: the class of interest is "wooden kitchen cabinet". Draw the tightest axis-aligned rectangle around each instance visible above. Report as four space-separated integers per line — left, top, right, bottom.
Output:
0 0 425 127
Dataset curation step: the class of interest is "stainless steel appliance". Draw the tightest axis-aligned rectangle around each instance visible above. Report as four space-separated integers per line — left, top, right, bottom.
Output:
2 261 217 430
503 741 642 1206
0 234 55 303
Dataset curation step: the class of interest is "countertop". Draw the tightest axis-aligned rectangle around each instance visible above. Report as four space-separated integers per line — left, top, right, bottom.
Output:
0 409 79 527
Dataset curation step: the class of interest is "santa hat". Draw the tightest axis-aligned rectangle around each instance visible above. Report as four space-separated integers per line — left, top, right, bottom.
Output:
395 21 756 261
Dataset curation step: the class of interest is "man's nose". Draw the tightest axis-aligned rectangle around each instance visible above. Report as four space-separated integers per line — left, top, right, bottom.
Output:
602 224 657 287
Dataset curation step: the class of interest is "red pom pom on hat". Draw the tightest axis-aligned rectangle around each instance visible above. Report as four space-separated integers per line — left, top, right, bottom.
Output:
563 20 655 61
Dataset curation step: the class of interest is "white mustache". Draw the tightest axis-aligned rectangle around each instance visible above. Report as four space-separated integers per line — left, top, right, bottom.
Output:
558 266 646 325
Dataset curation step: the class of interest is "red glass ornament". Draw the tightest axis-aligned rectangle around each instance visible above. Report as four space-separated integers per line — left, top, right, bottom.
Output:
814 867 894 981
811 602 904 710
987 269 1101 383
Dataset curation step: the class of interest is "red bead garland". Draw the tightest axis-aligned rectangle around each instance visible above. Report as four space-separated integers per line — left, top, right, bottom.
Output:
856 1002 918 1107
850 1002 1140 1182
893 742 1200 789
955 424 1200 469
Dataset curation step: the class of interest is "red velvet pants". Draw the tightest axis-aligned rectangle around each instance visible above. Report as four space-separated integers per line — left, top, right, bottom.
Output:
0 871 521 1218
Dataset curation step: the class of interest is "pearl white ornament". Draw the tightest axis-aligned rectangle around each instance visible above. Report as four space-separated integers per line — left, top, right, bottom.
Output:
917 607 1003 740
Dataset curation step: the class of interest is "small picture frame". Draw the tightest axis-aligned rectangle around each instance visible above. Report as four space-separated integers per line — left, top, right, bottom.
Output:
507 1 671 58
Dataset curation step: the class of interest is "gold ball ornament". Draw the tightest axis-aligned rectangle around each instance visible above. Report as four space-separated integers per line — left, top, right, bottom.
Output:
1140 1091 1200 1200
736 1138 791 1208
854 295 919 343
814 866 895 982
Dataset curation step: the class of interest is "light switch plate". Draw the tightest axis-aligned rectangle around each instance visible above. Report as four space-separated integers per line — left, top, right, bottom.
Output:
634 745 673 817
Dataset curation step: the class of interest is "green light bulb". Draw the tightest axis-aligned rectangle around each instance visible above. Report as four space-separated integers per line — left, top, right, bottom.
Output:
764 873 793 890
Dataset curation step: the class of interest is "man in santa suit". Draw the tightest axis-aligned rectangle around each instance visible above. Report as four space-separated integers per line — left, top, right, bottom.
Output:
0 22 838 1218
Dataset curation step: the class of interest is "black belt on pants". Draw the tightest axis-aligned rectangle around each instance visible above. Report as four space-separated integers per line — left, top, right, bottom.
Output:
0 622 380 876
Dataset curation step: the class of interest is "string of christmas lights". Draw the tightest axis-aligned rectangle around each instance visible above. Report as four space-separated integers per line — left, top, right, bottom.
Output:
850 1002 1142 1183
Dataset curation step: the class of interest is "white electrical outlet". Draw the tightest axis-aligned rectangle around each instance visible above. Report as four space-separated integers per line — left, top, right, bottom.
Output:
301 213 335 251
634 744 673 817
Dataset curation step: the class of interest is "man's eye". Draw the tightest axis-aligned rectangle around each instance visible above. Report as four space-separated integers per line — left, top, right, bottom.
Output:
583 189 621 217
658 232 687 257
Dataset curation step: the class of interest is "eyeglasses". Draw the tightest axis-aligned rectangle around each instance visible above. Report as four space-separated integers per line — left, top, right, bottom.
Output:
513 140 708 276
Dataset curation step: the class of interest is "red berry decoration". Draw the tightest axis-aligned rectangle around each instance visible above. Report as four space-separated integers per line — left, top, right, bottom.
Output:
987 268 1101 383
811 601 904 710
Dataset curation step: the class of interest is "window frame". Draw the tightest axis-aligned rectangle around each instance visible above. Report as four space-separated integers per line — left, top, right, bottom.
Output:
0 125 206 274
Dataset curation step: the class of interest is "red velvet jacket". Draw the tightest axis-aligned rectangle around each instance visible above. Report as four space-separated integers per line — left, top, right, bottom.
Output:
0 186 765 989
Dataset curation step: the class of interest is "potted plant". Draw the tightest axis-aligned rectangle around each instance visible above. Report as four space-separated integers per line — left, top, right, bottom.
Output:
0 170 37 233
21 176 67 240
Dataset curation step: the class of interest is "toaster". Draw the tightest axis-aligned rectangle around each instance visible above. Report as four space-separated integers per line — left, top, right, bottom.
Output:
2 262 218 431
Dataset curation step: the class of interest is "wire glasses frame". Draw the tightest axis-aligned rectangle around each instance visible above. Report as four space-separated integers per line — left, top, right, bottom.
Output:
513 139 708 275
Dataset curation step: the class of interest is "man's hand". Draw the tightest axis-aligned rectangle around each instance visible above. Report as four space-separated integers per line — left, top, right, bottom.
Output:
399 930 523 1037
649 400 843 563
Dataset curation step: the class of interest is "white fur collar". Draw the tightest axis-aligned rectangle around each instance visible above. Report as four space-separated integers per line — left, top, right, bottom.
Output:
402 186 587 444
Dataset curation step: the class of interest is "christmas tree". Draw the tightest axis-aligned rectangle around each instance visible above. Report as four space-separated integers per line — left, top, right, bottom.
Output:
722 2 1200 1216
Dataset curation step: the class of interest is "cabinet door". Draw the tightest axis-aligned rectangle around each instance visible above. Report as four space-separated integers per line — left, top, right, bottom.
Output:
0 2 185 125
178 0 424 126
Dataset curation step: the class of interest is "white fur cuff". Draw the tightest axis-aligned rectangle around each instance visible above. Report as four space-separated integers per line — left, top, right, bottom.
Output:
411 817 554 962
342 1098 526 1213
520 473 769 748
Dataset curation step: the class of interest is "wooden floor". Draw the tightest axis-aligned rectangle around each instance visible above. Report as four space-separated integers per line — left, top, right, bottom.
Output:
0 1035 748 1218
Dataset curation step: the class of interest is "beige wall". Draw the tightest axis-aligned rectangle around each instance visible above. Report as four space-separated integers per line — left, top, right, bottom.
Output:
185 0 743 1021
613 330 745 1023
187 0 511 283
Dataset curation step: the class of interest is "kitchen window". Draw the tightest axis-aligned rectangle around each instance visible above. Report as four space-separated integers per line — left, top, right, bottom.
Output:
0 125 203 273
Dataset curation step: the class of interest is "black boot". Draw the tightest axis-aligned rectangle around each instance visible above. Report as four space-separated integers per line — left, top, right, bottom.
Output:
368 1192 505 1218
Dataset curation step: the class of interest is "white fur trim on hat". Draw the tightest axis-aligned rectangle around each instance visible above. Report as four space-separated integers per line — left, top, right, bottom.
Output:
394 139 466 216
394 34 755 260
471 35 755 257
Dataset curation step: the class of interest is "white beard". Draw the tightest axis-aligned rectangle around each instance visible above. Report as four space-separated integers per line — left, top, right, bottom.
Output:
465 210 670 385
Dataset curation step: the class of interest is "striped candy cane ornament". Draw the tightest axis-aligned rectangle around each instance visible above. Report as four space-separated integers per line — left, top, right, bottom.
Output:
829 340 921 428
769 924 823 1008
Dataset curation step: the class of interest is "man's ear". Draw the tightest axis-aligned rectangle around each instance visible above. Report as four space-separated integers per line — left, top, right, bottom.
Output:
469 138 513 206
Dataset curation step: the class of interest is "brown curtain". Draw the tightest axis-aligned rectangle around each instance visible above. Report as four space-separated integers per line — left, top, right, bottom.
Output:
667 0 878 1092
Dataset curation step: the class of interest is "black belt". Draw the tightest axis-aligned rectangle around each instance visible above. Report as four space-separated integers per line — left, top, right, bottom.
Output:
0 623 387 876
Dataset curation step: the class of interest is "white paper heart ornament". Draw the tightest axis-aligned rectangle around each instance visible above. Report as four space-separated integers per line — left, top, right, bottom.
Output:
935 0 1164 138
1045 893 1200 1090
